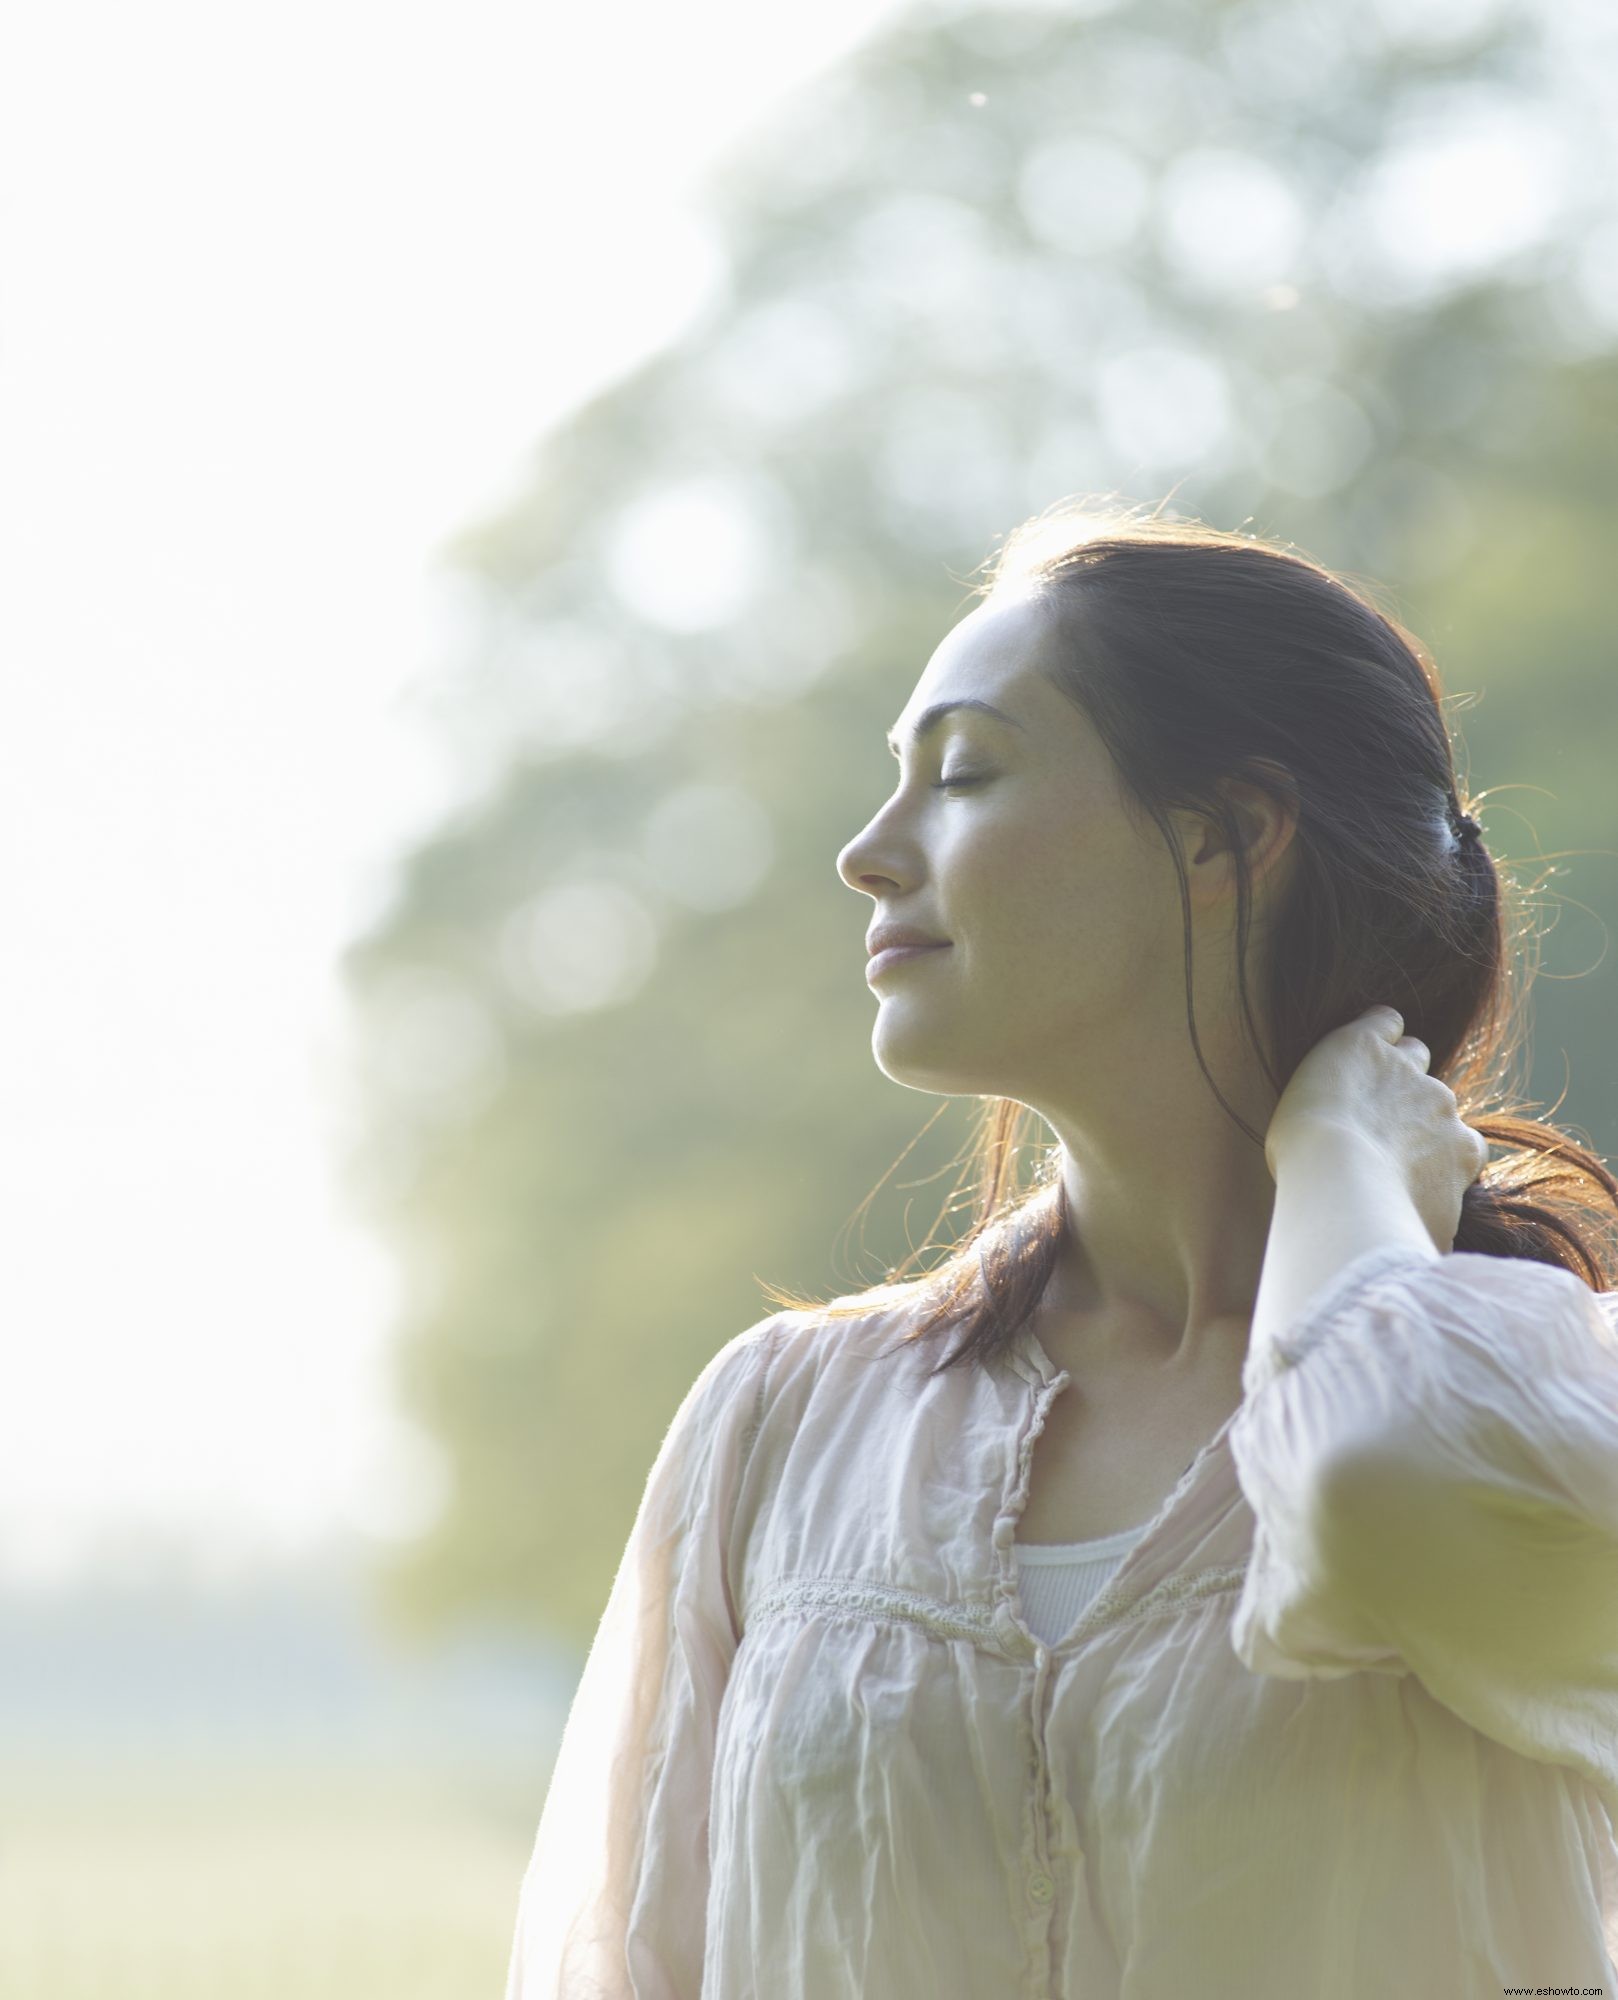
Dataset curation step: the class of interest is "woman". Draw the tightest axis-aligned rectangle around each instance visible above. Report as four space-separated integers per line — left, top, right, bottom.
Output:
505 508 1618 1998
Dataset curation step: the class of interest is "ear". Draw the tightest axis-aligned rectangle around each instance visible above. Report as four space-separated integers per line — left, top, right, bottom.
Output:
1227 760 1301 888
1182 763 1299 905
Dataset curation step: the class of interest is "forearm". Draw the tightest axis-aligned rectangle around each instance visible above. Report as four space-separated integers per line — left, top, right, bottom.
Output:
1250 1127 1440 1372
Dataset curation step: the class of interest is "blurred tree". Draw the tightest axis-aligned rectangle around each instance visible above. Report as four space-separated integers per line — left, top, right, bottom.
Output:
336 0 1618 1654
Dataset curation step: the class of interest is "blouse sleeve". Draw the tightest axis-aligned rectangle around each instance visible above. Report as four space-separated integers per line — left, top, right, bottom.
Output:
1228 1244 1618 1815
503 1315 781 2000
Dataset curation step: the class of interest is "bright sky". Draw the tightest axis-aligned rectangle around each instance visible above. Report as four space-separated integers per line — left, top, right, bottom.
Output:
0 0 912 1589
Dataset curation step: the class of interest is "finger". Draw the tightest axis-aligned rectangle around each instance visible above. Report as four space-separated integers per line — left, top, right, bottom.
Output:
1399 1036 1431 1070
1372 1005 1404 1037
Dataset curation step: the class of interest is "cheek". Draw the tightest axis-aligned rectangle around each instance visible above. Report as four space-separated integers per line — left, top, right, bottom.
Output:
941 790 1140 937
949 804 1062 883
973 846 1150 994
962 813 1103 920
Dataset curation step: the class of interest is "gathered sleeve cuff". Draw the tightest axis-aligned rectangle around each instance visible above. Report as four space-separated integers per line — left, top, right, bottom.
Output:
1229 1245 1618 1819
504 1315 781 2000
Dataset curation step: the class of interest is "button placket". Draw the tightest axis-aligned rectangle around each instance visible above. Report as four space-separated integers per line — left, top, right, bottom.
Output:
1023 1637 1060 1918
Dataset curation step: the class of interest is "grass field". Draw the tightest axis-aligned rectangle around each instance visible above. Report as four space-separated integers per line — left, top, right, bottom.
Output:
0 1760 546 2000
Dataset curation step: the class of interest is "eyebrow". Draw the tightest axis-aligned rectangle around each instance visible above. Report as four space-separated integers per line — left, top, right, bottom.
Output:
886 699 1027 755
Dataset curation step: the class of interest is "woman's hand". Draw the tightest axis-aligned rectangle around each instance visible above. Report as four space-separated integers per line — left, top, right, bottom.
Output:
1264 1004 1491 1255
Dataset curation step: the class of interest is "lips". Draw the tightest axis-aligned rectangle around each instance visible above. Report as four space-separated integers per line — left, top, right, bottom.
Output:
866 925 950 957
866 940 951 983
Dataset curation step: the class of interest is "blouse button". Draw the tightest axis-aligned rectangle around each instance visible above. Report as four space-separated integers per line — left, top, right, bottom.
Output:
1028 1873 1054 1904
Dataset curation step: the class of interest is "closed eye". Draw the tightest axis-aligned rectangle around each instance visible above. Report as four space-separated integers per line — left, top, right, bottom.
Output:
933 772 989 792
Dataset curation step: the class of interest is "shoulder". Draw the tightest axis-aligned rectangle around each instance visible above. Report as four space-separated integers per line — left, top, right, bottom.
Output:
671 1303 870 1419
766 1291 954 1370
686 1291 995 1445
747 1292 1000 1432
646 1299 971 1522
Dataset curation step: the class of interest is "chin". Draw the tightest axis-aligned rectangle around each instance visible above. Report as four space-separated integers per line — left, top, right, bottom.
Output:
872 1036 1002 1099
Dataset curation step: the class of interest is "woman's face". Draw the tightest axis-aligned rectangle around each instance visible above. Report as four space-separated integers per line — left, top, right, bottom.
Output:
835 590 1202 1112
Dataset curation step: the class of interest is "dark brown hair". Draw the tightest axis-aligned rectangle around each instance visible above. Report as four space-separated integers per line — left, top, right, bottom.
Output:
761 501 1618 1378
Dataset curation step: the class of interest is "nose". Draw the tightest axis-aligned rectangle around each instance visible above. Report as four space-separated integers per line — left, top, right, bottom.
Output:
836 826 895 900
836 784 907 894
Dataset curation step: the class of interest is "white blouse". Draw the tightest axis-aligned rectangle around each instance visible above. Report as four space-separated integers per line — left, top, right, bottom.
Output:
504 1244 1618 1998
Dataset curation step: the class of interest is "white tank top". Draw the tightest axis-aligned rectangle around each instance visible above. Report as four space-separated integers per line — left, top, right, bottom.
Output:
1012 1520 1150 1645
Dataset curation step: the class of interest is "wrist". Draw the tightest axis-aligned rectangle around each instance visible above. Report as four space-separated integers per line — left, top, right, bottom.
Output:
1251 1128 1439 1363
1266 1127 1440 1263
1268 1120 1392 1187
